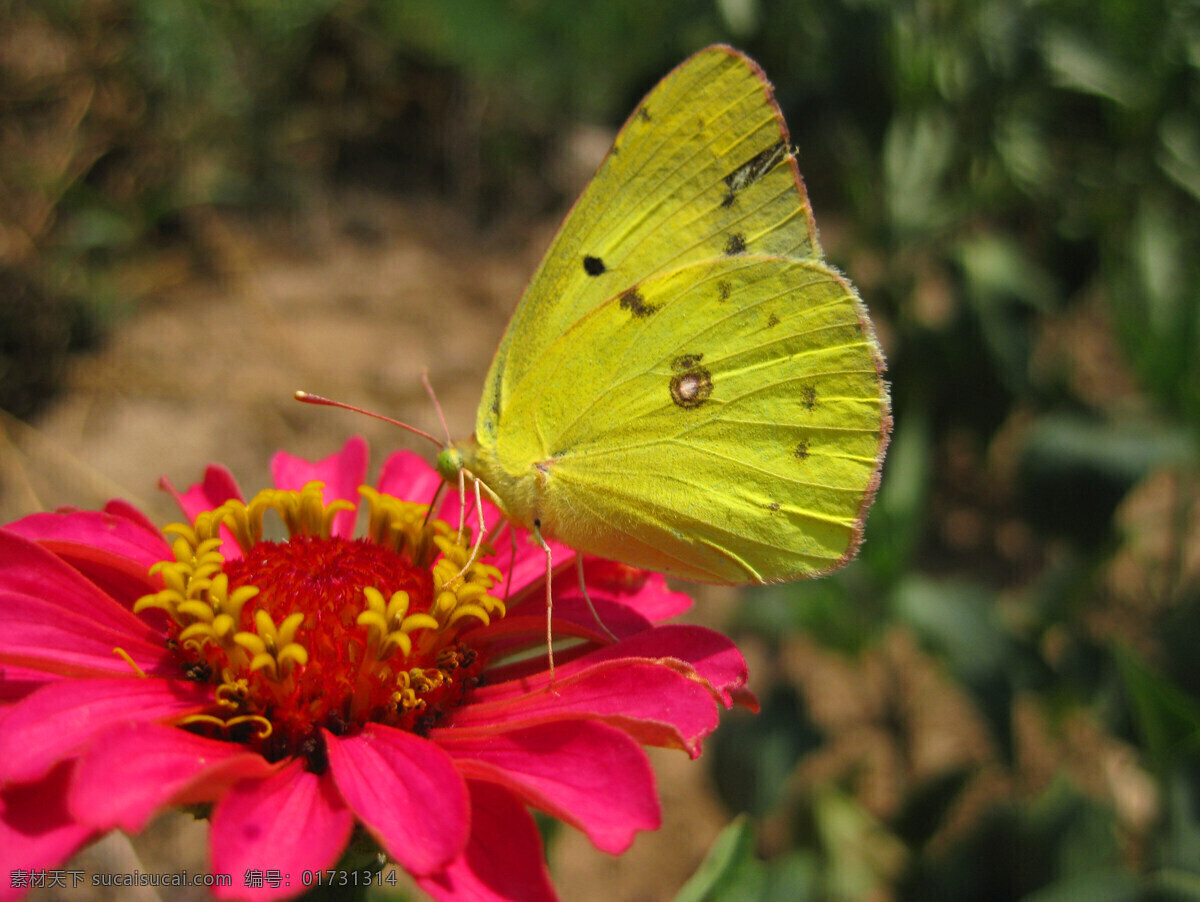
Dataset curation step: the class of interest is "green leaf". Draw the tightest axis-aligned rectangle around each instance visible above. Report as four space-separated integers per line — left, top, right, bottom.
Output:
813 788 906 902
954 233 1058 395
1157 766 1200 896
1115 646 1200 771
883 109 956 234
673 815 766 902
1040 28 1150 108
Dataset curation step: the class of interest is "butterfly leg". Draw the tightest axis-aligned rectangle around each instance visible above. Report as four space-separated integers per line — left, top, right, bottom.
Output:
457 468 470 542
576 555 618 642
450 476 489 584
531 521 556 681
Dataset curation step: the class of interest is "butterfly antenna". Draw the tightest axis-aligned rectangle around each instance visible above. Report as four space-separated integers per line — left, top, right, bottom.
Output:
412 370 473 545
293 391 443 449
421 370 454 447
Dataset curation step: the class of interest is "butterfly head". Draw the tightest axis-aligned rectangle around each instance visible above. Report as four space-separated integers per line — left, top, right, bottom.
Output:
436 445 464 484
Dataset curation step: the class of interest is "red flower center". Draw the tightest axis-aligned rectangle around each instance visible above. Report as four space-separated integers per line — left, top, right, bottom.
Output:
134 483 500 766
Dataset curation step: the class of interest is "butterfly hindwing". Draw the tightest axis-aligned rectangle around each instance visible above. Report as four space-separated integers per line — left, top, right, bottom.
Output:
490 255 889 583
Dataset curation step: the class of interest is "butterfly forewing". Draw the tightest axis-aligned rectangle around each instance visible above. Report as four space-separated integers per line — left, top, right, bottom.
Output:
478 46 821 442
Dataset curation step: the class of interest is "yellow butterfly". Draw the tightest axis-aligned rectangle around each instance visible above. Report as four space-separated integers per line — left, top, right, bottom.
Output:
436 44 892 586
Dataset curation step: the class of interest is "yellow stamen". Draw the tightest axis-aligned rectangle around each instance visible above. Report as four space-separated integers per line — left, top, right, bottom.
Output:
112 647 146 678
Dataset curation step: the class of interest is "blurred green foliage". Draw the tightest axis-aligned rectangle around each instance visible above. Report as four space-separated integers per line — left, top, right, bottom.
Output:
2 0 1199 899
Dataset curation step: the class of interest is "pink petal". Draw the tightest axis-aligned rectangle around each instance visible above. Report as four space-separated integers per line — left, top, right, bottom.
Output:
0 530 161 641
0 762 97 901
71 722 278 833
104 498 162 535
526 591 654 639
417 780 557 902
498 556 684 639
470 595 653 686
377 449 443 505
0 663 59 704
0 589 172 679
33 542 163 616
0 511 171 631
210 760 353 900
588 568 693 621
469 590 709 687
324 725 469 875
495 530 575 606
582 625 754 709
270 436 368 538
161 464 244 521
435 719 660 854
450 659 718 756
0 677 212 783
5 509 170 572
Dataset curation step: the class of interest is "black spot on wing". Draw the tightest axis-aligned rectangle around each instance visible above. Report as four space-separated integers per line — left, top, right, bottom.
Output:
794 440 810 461
802 385 817 410
638 106 651 123
766 502 781 512
583 255 607 276
724 233 747 256
717 281 732 301
620 288 660 318
671 353 704 371
767 312 780 328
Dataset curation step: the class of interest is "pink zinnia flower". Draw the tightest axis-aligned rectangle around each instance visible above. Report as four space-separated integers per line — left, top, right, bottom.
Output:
0 436 755 901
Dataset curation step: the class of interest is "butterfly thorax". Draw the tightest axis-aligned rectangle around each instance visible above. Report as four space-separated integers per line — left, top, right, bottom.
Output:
450 435 545 536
